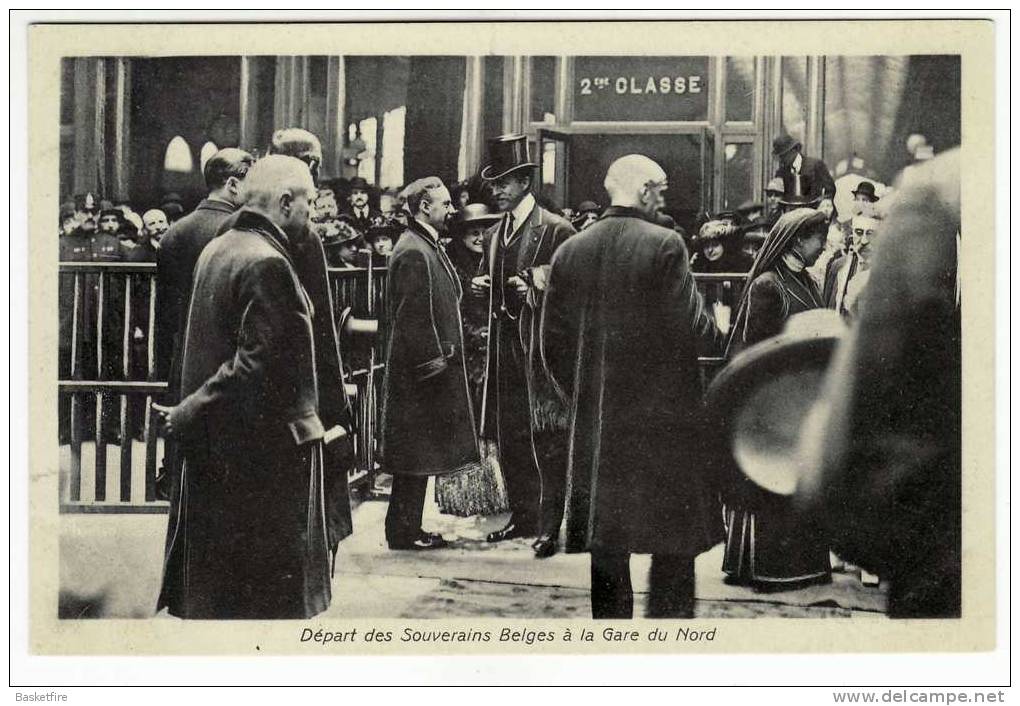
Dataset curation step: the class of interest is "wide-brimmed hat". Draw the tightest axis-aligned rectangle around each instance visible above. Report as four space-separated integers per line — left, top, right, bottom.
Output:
772 133 801 158
454 203 500 233
349 176 371 192
696 220 738 243
323 219 363 247
366 218 400 243
706 309 846 499
481 134 538 181
850 180 879 202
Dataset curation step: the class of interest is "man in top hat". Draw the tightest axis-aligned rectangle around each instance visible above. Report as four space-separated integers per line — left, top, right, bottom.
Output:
471 133 576 558
571 201 602 231
343 176 382 235
772 133 835 209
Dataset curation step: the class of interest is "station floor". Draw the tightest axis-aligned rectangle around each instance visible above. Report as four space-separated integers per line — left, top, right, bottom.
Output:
57 473 888 621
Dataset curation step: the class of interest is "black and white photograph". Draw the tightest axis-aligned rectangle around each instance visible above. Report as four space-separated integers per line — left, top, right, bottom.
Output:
15 15 1004 684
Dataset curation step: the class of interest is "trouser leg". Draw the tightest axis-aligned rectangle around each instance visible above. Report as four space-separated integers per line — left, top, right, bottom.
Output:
535 428 568 537
590 550 633 619
495 335 540 532
646 554 697 619
384 473 428 545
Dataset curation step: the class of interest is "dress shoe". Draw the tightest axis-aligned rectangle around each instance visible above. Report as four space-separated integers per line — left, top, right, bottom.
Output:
486 523 533 543
388 532 448 551
532 534 558 559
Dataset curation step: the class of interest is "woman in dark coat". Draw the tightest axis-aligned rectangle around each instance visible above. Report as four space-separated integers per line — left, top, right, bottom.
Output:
721 207 831 591
434 204 508 517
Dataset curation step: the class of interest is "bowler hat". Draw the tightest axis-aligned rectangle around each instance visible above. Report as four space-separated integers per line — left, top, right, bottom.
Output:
576 200 601 215
850 180 879 202
772 133 801 158
481 134 538 181
349 176 371 192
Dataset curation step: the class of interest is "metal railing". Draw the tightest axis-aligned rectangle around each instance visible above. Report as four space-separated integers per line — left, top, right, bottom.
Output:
57 261 745 514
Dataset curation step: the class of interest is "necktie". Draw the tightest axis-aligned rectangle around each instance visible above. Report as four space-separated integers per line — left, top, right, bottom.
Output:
502 212 515 245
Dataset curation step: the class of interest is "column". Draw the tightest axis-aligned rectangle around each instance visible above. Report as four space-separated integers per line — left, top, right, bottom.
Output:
111 58 131 201
323 56 346 180
458 56 484 180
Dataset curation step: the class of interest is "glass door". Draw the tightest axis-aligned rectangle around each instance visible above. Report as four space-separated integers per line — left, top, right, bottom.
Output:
538 128 570 213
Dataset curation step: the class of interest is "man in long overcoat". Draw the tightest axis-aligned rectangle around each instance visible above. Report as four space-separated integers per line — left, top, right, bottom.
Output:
541 155 722 619
154 148 254 497
472 134 576 557
154 156 334 619
380 177 480 550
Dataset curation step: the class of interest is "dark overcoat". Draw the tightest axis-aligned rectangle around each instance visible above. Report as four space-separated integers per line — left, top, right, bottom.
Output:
540 206 723 556
380 219 480 477
155 198 236 394
478 204 575 437
775 155 837 203
157 210 331 619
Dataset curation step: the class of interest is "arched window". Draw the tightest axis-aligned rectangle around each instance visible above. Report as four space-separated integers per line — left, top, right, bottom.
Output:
199 141 218 173
163 136 194 173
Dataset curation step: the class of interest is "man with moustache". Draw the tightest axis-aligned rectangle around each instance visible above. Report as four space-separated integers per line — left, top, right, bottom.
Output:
472 134 576 558
380 176 479 550
154 156 333 619
342 176 382 235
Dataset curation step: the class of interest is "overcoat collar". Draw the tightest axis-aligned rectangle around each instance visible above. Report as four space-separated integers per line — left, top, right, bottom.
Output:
233 209 300 272
405 218 462 298
600 205 651 221
196 198 236 215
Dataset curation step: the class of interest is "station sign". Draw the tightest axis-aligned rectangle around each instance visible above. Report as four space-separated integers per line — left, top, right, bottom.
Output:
573 56 710 122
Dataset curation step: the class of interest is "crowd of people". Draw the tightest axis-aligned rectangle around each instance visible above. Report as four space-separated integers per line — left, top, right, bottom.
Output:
57 124 959 623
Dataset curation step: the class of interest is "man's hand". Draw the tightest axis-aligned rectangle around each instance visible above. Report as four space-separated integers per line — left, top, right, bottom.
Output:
506 275 529 295
151 402 177 438
470 275 491 297
324 426 356 471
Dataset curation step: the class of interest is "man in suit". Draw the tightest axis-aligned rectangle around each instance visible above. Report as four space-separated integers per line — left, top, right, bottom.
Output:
154 147 254 497
471 134 576 558
772 133 836 206
342 176 382 235
154 155 334 619
381 176 480 550
541 155 722 618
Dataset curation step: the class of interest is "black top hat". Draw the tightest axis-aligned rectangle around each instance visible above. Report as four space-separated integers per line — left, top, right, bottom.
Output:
779 193 822 209
851 180 879 202
481 134 538 181
772 133 801 158
349 176 371 192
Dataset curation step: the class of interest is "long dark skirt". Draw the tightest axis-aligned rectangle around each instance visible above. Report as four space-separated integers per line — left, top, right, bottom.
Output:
722 495 831 591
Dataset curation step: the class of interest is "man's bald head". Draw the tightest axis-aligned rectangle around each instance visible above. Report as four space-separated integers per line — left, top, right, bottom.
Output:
604 155 668 211
243 155 317 240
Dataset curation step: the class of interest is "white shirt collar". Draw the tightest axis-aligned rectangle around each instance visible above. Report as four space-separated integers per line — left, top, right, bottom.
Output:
792 152 803 173
503 193 536 243
417 219 440 242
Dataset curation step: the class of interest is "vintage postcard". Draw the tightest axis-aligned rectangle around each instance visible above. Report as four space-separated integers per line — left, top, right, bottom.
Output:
22 15 998 666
